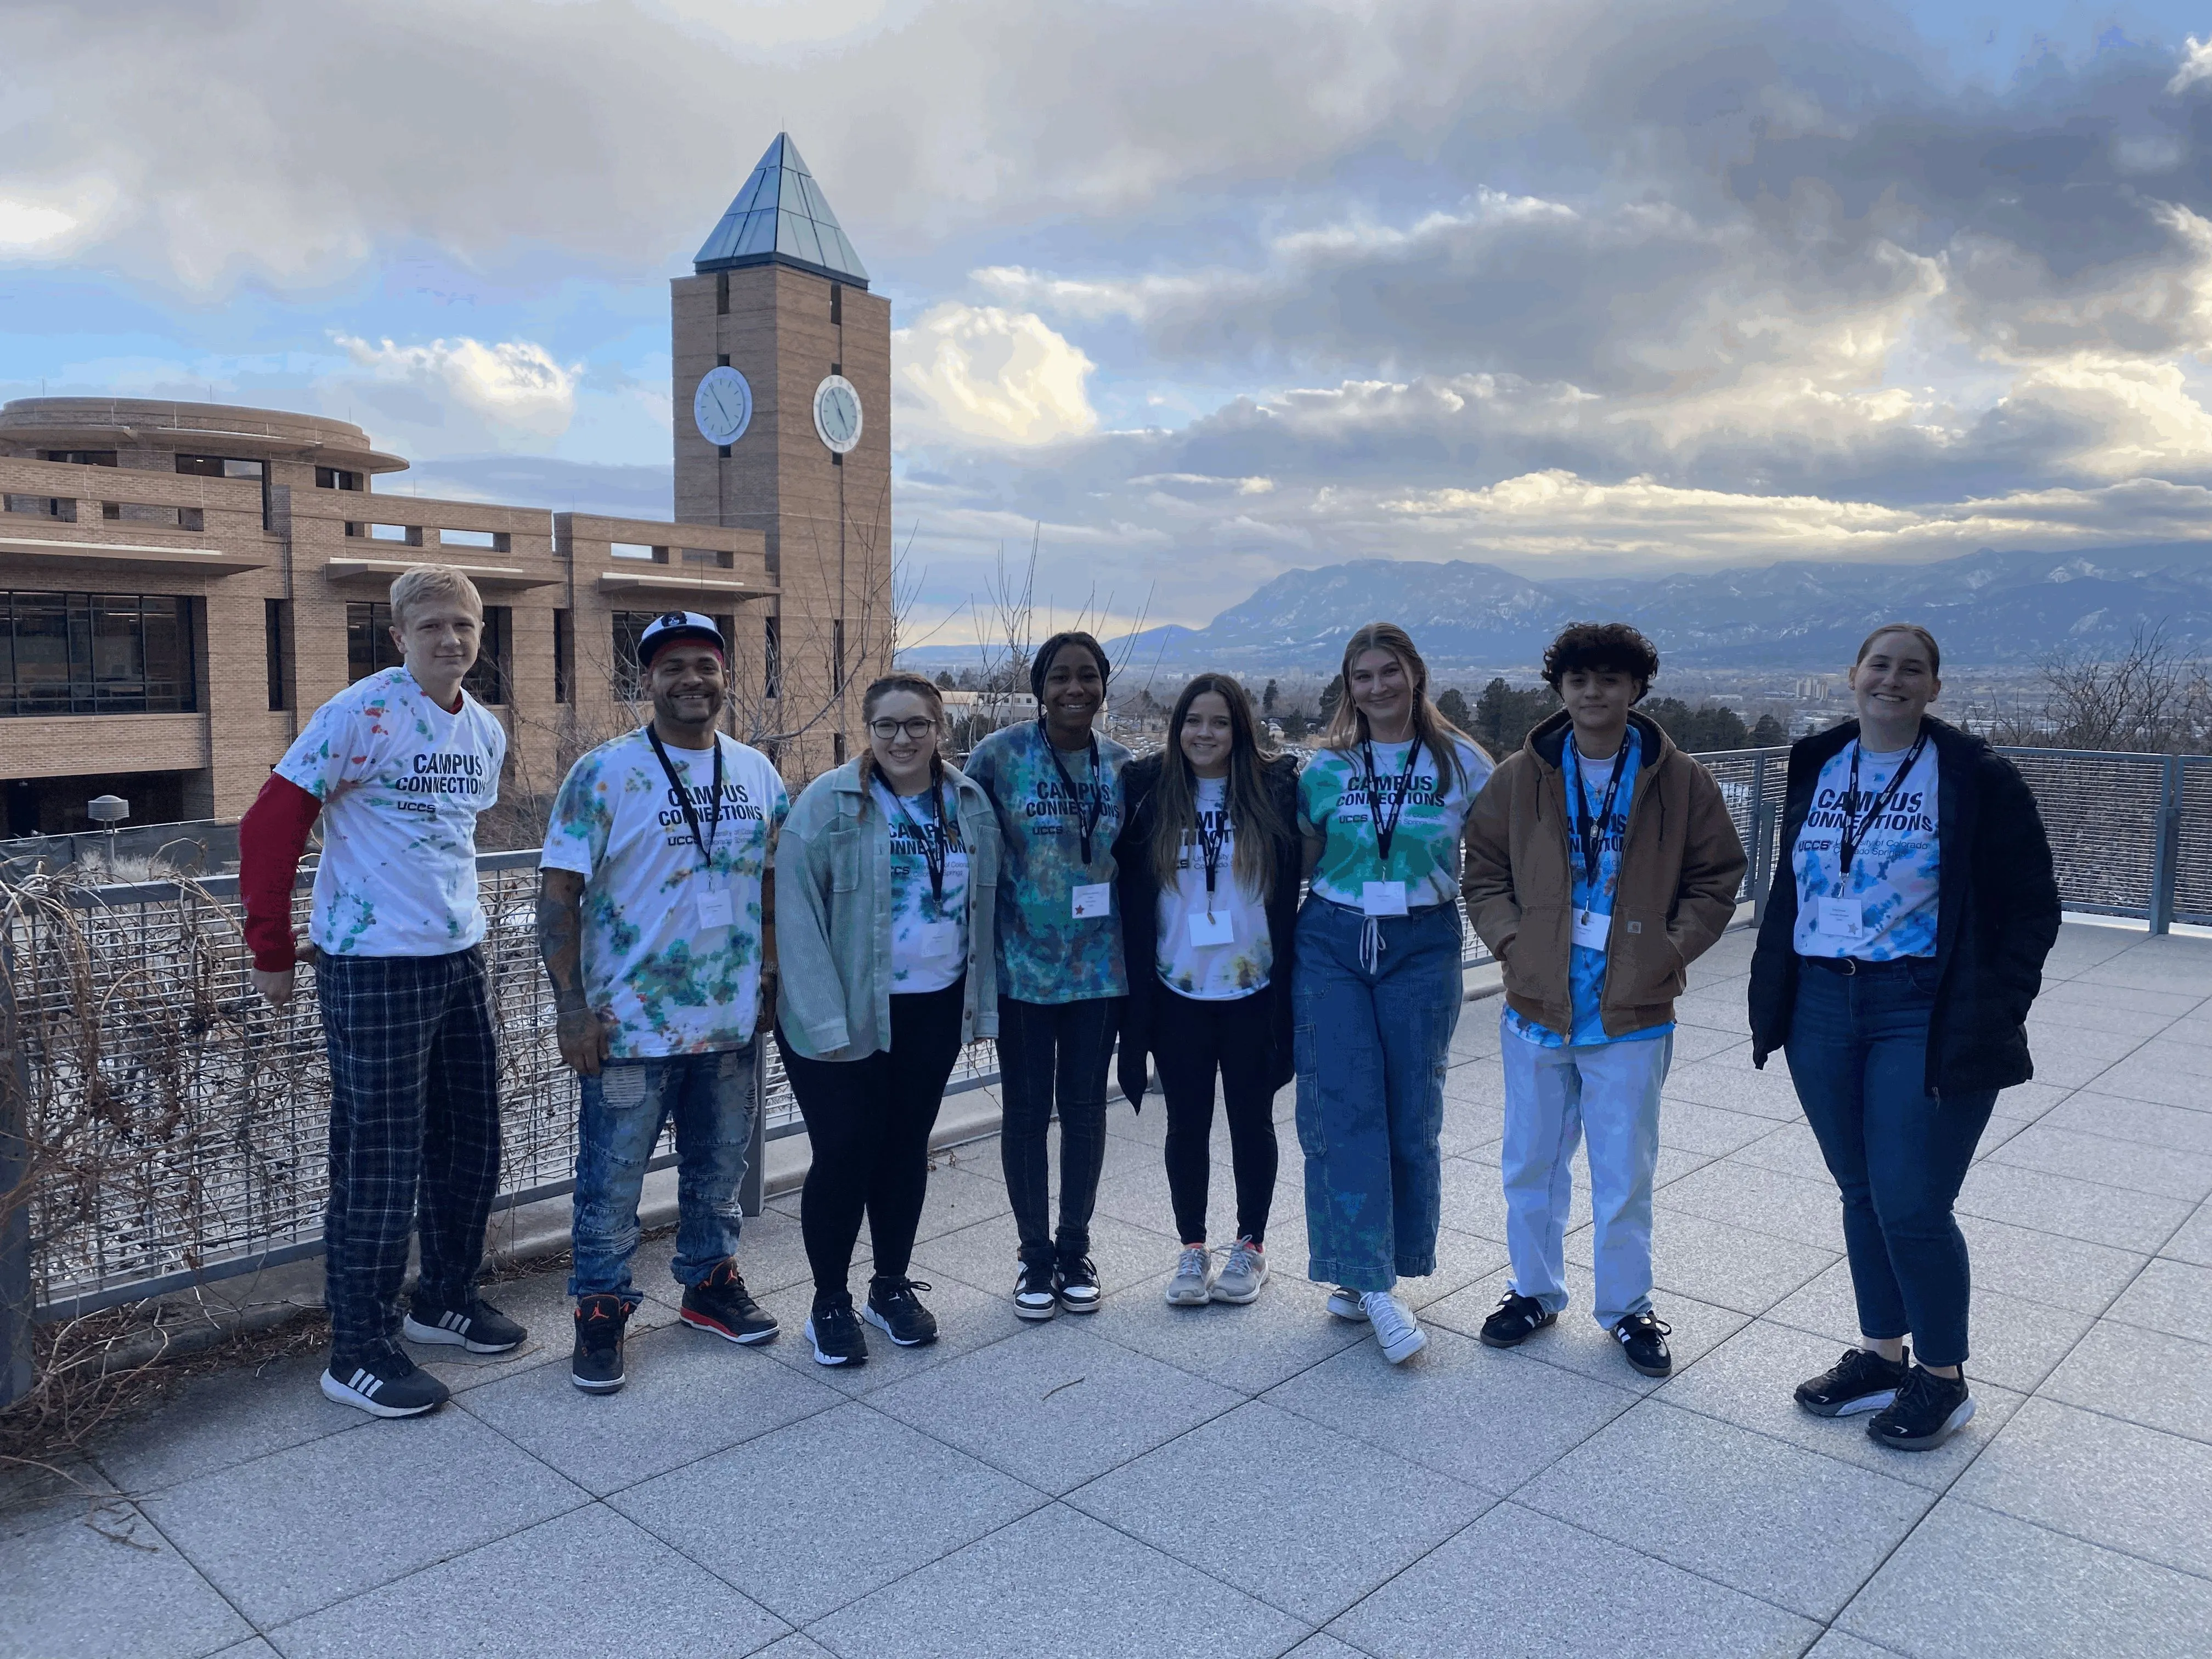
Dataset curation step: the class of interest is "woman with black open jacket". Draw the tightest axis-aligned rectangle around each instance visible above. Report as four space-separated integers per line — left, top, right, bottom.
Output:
1749 623 2059 1453
1115 674 1303 1308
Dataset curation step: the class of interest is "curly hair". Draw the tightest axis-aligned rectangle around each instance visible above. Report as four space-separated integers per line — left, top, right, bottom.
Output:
1541 622 1661 699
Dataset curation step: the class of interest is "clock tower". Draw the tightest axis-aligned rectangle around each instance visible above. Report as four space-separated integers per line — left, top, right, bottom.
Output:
673 133 891 775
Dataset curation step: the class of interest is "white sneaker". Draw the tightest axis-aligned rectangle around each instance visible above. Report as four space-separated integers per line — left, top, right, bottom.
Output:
1165 1244 1212 1307
1361 1291 1427 1364
1325 1286 1368 1321
1211 1237 1268 1304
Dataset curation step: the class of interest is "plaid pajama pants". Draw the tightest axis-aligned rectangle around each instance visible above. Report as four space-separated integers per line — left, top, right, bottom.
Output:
317 947 502 1362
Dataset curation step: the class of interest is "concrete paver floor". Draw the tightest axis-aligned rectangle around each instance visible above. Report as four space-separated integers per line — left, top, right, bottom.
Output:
5 922 2210 1658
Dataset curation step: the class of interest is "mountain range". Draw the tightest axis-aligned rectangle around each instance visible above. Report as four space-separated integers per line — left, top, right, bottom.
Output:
901 544 2212 676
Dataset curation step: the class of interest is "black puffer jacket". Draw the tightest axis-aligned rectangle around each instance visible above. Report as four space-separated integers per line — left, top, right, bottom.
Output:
1748 717 2061 1097
1112 752 1302 1110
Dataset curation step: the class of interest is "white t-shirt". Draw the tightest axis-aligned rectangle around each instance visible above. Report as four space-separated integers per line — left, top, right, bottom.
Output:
873 778 970 994
1792 738 1941 961
540 728 787 1058
275 667 505 958
1155 776 1273 1000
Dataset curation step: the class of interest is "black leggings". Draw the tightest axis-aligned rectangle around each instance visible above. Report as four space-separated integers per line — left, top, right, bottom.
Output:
997 995 1119 1269
1155 987 1279 1247
780 977 967 1299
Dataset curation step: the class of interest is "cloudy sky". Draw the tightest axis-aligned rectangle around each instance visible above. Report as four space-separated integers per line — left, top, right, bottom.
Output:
5 1 2212 642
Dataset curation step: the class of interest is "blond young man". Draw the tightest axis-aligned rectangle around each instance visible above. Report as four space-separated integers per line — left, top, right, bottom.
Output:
242 566 523 1418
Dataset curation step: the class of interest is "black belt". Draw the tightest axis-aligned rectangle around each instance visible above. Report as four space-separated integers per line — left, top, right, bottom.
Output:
1801 954 1927 977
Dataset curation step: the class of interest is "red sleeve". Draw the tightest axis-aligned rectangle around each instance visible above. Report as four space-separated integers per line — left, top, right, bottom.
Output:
239 774 321 971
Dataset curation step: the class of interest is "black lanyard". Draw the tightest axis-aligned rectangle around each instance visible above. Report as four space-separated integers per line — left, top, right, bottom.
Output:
645 725 722 867
1839 731 1929 876
1192 782 1229 909
1360 737 1419 866
887 781 956 906
1569 733 1630 898
1041 721 1104 865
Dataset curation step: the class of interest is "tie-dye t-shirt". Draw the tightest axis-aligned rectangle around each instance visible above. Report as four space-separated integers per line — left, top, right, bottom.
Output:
1301 735 1493 910
539 729 787 1057
275 667 505 957
966 720 1129 1005
1155 776 1273 1000
1793 737 1940 961
873 779 970 994
1505 727 1669 1048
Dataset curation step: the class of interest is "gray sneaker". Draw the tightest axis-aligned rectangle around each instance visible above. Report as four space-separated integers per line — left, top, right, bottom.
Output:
1211 1237 1268 1304
1165 1244 1212 1307
1325 1285 1367 1321
1361 1290 1427 1364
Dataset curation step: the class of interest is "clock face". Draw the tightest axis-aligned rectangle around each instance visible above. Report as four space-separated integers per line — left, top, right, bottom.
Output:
812 374 863 454
693 365 753 447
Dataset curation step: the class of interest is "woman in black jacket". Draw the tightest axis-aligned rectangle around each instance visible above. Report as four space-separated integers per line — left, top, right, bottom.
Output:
1748 623 2059 1452
1115 674 1302 1308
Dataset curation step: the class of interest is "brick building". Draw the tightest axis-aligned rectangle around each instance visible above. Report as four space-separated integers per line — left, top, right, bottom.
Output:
0 132 889 842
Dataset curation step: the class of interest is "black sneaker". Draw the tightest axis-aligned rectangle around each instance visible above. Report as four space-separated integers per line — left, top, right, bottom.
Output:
1795 1345 1908 1418
1479 1291 1558 1349
1055 1256 1102 1314
320 1349 449 1418
865 1276 940 1347
571 1294 630 1394
680 1259 780 1345
1867 1363 1975 1451
402 1293 526 1355
805 1292 869 1367
1611 1311 1674 1377
1013 1259 1059 1321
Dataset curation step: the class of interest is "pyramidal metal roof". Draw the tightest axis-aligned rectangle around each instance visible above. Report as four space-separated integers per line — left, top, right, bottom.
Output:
693 133 869 287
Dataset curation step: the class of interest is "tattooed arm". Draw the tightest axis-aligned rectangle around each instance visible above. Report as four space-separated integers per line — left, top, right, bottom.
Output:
537 867 609 1075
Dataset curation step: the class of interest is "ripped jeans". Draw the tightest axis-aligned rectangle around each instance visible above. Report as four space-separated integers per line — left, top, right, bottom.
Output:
568 1045 757 1305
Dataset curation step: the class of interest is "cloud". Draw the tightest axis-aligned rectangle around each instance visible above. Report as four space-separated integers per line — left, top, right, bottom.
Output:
329 335 582 453
2168 35 2212 94
893 302 1098 446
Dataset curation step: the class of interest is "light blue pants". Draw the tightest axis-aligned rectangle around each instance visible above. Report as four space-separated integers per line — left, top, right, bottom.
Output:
1498 1019 1673 1329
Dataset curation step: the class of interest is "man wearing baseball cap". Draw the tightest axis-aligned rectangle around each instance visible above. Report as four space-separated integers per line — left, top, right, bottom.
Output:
537 611 789 1392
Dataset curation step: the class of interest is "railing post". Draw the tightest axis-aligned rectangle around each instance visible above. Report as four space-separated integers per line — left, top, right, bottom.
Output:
1749 752 1774 923
2149 755 2182 936
0 944 33 1410
741 1035 766 1219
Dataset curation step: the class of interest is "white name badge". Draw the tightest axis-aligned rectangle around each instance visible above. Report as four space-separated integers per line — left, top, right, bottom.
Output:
695 883 736 930
1071 882 1112 919
1816 897 1865 940
1571 908 1611 952
915 921 961 958
1187 909 1235 947
1361 881 1410 917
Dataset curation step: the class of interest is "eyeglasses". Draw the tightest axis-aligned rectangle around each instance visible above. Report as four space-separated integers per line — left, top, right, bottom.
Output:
868 718 937 740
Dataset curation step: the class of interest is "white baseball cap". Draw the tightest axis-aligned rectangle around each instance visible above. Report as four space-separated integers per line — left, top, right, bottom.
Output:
637 611 726 667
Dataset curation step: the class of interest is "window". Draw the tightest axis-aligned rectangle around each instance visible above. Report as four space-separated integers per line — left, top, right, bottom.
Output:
832 618 846 688
3 494 74 521
833 732 846 764
349 601 508 704
264 598 289 712
716 270 730 315
40 450 116 467
831 283 842 325
0 591 196 716
553 608 574 705
174 454 264 481
314 467 363 491
611 610 736 702
764 615 781 699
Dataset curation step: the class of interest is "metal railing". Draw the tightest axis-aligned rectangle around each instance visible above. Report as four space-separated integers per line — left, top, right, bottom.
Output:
5 744 2202 1336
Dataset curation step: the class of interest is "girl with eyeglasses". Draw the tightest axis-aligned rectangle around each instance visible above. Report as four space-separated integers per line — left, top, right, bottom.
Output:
774 674 1003 1365
1296 622 1494 1363
1114 674 1301 1307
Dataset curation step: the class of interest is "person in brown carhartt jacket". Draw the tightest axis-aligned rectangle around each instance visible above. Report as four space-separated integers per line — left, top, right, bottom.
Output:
1460 623 1745 1379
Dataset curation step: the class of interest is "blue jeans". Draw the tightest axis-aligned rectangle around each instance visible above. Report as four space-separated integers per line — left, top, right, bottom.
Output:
1499 1019 1672 1328
569 1045 757 1304
1293 896 1463 1291
1784 959 1996 1367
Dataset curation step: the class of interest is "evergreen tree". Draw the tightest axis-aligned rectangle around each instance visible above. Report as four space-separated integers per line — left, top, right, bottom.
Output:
934 670 956 689
1262 679 1279 714
1750 713 1788 747
1471 678 1556 754
1319 673 1345 723
1435 686 1472 731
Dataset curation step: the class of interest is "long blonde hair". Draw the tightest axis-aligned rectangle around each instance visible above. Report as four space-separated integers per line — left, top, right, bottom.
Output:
1318 622 1483 792
1148 673 1284 895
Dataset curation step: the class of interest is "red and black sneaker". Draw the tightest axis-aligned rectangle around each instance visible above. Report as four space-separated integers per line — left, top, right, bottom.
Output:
679 1259 779 1346
571 1295 630 1394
